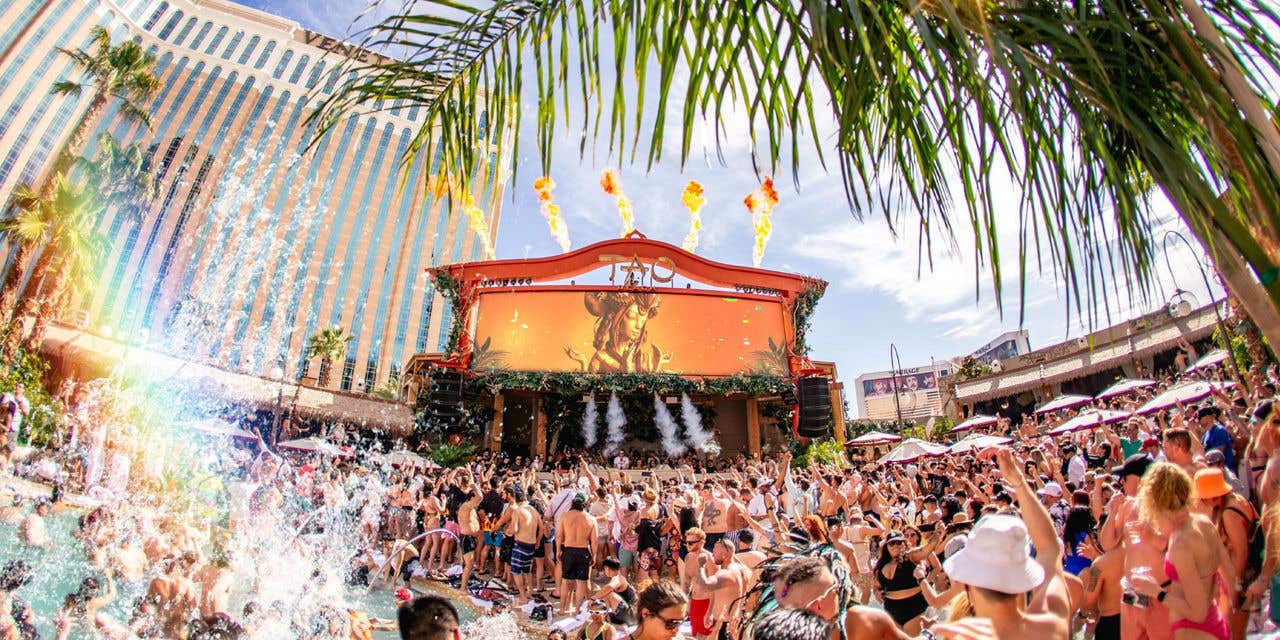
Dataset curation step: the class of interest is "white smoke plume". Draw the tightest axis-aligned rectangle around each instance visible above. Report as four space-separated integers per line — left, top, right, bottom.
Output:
655 394 688 458
603 392 626 456
680 393 721 455
582 393 600 448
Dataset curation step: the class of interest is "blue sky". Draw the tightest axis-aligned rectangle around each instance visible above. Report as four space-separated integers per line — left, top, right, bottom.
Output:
238 0 1222 415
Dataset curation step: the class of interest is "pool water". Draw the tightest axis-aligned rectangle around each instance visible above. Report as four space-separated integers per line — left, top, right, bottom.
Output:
0 510 409 639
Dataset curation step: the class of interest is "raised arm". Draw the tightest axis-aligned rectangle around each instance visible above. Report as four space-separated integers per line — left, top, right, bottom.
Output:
982 447 1070 618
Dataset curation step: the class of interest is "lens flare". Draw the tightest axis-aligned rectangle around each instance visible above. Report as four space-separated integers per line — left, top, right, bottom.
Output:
600 169 634 236
681 180 706 252
533 176 570 251
744 177 779 267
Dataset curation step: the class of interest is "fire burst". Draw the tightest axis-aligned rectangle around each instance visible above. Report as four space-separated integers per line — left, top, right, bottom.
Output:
461 193 496 259
533 176 571 251
743 177 779 268
600 169 635 237
681 180 705 252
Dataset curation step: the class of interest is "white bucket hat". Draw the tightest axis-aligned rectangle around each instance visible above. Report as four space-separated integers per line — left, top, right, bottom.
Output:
942 514 1045 594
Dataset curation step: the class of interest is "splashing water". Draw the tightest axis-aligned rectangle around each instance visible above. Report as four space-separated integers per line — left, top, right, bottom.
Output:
654 394 687 458
603 392 626 456
680 393 720 455
582 392 600 448
681 180 705 252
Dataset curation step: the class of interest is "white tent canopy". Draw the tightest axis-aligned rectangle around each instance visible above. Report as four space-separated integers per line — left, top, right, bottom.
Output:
1137 381 1235 415
1046 409 1132 435
948 433 1012 454
877 438 948 464
951 414 999 433
382 450 433 469
1035 394 1094 415
1096 378 1156 400
1186 349 1229 373
847 431 903 447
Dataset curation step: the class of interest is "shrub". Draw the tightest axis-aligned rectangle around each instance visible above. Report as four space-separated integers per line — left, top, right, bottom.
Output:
429 441 477 468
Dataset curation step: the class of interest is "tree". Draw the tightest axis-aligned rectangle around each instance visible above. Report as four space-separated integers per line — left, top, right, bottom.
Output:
0 189 51 326
307 326 354 388
48 26 159 192
312 0 1280 351
73 132 159 208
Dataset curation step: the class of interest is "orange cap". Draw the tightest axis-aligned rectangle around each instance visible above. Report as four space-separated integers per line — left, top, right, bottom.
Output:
1194 468 1232 499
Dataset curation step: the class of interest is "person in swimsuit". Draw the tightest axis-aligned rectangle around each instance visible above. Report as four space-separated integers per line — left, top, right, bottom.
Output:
578 599 617 640
874 530 940 634
1131 462 1233 640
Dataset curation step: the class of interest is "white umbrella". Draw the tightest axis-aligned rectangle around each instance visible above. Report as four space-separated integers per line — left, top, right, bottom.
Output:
278 437 345 456
1035 394 1094 415
1136 381 1236 415
1095 378 1156 400
179 418 257 440
382 450 432 469
1046 409 1132 435
846 431 903 447
951 414 999 433
947 433 1012 454
1186 349 1229 373
877 438 949 464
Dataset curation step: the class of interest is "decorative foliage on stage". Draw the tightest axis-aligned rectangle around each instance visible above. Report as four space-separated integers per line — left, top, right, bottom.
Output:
432 271 465 354
534 176 570 251
600 169 635 237
790 279 827 355
681 180 706 253
466 370 792 397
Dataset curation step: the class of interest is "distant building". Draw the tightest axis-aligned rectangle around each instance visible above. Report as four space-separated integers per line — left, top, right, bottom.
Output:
0 0 506 392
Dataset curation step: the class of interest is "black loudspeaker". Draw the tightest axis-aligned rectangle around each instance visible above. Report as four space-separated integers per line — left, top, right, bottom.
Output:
425 369 465 424
796 376 832 438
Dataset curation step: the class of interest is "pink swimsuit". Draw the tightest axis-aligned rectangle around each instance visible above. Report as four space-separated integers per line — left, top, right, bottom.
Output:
1163 557 1230 640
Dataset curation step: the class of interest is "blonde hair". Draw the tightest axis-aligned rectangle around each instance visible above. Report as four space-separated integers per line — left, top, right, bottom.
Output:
1138 462 1193 523
948 590 974 621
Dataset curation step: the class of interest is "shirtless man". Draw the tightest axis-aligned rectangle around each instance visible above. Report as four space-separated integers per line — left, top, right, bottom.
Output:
699 485 734 550
457 489 483 593
735 529 767 573
556 494 596 614
1080 549 1124 640
1161 428 1205 477
146 552 199 639
194 553 233 618
499 486 540 605
680 528 717 640
18 500 48 547
693 539 751 640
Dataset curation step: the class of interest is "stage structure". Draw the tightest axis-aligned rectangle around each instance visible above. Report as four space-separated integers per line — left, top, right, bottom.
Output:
404 232 837 458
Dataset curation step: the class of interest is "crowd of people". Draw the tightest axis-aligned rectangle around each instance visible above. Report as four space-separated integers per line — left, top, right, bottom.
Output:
0 349 1278 640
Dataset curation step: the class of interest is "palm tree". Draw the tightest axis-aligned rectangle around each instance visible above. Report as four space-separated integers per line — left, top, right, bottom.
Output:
3 174 106 354
307 326 354 388
48 26 160 191
0 190 51 328
311 0 1280 353
73 132 159 208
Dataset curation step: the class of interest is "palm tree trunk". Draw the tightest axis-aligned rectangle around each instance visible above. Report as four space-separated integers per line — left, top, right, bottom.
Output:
41 94 110 198
318 356 332 388
1197 224 1280 363
0 241 34 324
24 255 71 351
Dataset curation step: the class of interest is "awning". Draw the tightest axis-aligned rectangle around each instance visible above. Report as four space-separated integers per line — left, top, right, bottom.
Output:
947 433 1012 454
1096 378 1156 400
951 414 999 433
877 438 948 464
1035 394 1094 415
1137 381 1235 415
846 431 903 447
1046 409 1132 435
1186 349 1229 373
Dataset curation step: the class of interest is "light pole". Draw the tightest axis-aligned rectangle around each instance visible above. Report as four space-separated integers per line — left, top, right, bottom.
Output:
1161 230 1246 391
889 343 905 429
269 362 285 446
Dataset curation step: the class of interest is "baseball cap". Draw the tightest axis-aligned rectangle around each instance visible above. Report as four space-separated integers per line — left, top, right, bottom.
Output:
1112 454 1153 479
1036 482 1063 498
394 588 412 602
1142 437 1160 449
1205 449 1226 466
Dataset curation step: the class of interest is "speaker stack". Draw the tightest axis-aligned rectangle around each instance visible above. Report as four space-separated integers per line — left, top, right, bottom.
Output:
795 375 832 438
424 368 466 429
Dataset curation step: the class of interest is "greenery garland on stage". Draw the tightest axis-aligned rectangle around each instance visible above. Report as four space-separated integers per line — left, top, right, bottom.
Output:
431 271 465 354
790 279 827 356
466 370 792 397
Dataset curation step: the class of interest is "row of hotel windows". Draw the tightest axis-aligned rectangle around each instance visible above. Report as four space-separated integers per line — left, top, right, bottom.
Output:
140 1 422 120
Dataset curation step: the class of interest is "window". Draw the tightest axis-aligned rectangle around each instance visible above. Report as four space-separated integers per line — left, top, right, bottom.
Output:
188 22 213 50
272 49 293 79
237 35 260 65
287 54 310 84
322 68 341 93
221 30 243 60
254 40 275 70
172 17 196 46
142 2 169 30
304 60 325 89
204 26 227 55
363 361 378 392
340 356 356 391
156 10 183 39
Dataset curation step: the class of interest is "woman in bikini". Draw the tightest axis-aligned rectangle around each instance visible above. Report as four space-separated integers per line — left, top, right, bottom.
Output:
418 486 448 576
1133 462 1233 640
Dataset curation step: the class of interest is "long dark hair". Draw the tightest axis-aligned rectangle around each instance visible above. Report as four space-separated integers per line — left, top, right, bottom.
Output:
636 580 687 620
1063 506 1096 553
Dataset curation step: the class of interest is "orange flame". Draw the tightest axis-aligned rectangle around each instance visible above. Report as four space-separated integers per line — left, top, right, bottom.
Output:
532 176 570 252
600 169 620 196
461 193 496 259
743 177 778 267
599 169 634 236
681 180 706 253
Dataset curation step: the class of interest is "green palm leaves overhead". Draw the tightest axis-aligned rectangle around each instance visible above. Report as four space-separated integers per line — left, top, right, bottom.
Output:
314 0 1280 346
307 326 355 388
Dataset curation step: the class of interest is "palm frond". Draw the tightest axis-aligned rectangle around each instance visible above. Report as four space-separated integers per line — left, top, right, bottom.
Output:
115 101 153 130
49 80 84 98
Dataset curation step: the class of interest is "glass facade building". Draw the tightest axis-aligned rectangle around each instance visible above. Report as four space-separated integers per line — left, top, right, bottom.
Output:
0 0 505 391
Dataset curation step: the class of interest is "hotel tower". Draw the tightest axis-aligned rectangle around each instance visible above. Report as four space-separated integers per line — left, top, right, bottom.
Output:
0 0 505 392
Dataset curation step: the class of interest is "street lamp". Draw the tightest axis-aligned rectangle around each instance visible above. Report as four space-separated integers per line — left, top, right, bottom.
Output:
889 343 905 428
1161 231 1246 391
269 363 285 446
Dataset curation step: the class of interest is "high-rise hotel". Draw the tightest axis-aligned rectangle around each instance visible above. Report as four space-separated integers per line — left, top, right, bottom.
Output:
0 0 505 392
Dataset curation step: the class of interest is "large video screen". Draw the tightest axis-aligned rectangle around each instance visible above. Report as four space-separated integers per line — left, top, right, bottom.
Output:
471 289 789 376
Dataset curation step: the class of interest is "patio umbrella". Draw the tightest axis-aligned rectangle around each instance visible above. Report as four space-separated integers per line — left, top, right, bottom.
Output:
1095 379 1156 401
1186 349 1229 373
846 431 903 447
382 450 432 469
1046 409 1132 435
947 433 1012 454
178 418 257 440
1035 394 1094 415
1136 381 1236 415
877 438 948 464
278 437 346 456
951 414 999 433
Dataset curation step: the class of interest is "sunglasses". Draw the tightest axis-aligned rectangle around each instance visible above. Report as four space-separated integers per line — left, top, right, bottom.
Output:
653 612 686 631
684 538 703 546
